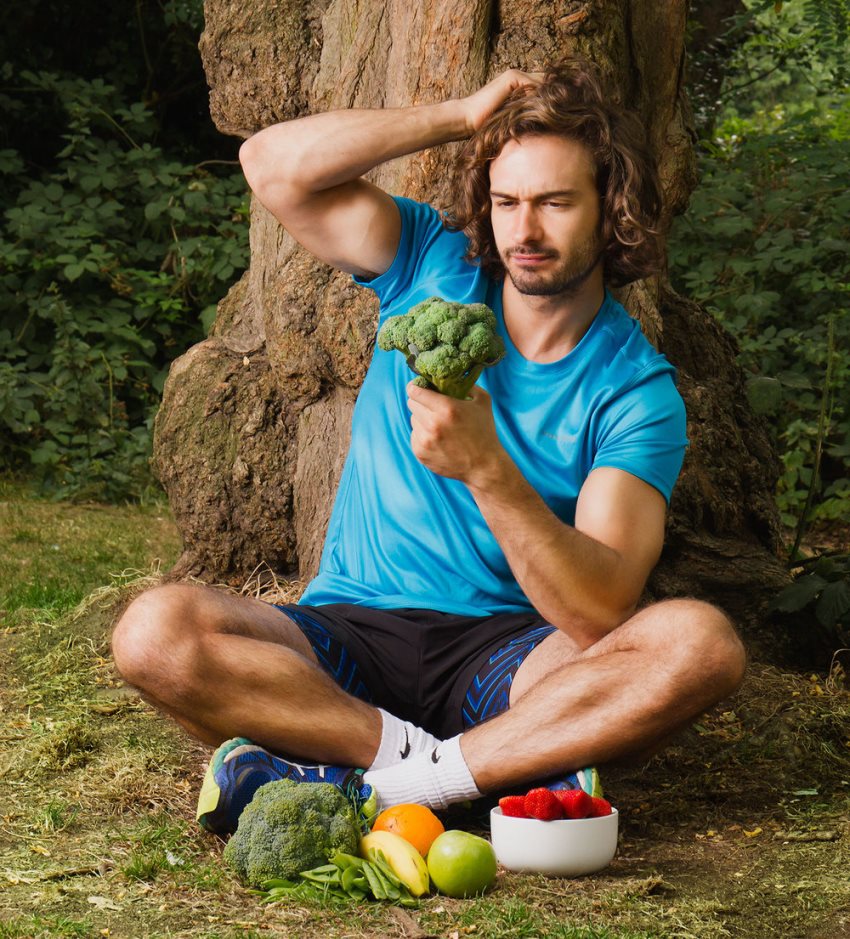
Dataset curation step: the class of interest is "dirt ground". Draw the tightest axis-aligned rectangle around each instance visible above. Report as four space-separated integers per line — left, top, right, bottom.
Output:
1 578 848 939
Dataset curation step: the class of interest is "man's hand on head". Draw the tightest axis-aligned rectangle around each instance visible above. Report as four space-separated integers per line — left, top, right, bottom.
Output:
406 382 508 488
460 69 545 134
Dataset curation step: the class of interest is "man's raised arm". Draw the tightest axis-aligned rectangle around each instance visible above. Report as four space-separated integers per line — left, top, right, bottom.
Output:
237 71 542 280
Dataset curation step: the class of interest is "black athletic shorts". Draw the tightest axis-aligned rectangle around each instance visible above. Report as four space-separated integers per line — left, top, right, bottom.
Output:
275 604 557 739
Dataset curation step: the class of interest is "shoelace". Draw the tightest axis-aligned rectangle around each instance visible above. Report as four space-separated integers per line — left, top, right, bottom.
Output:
343 774 375 830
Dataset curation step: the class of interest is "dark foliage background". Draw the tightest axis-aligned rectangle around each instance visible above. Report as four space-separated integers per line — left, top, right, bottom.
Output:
673 0 850 645
0 0 248 500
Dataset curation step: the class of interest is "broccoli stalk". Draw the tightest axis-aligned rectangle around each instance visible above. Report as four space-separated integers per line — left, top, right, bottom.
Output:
223 779 360 887
377 297 506 399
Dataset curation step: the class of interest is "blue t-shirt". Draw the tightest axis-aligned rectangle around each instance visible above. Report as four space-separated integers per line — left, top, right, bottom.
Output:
299 196 688 615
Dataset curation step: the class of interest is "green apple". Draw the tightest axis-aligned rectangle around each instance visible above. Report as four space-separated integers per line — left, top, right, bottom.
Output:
426 829 497 897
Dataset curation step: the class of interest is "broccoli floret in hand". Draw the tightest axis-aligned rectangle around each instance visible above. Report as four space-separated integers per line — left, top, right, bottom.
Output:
223 779 360 887
377 296 506 399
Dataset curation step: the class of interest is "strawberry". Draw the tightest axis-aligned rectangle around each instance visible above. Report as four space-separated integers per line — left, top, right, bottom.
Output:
523 787 564 821
553 788 592 819
588 796 613 817
498 795 529 818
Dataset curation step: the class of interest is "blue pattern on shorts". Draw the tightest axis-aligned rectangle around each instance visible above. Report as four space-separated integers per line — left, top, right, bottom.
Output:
462 624 556 728
277 606 372 702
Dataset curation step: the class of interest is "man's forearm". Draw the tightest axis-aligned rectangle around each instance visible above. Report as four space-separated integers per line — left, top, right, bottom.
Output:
466 458 636 648
239 102 469 197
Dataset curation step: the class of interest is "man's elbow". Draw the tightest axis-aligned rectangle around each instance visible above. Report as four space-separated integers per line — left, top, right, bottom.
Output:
239 136 264 195
552 598 638 651
591 608 637 648
239 133 312 210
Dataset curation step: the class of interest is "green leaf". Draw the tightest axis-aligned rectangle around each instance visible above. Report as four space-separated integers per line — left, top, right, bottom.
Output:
813 557 839 579
815 580 850 627
777 371 814 391
771 574 828 613
144 201 165 221
200 304 217 335
30 445 61 465
746 376 783 415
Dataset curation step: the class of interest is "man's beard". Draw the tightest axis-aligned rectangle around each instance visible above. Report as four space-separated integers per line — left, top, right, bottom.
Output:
502 234 603 298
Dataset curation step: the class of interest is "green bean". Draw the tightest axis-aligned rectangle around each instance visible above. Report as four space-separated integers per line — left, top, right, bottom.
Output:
341 865 360 894
331 851 364 870
370 852 405 889
361 860 387 899
368 861 400 900
300 869 341 885
254 854 419 906
351 871 370 892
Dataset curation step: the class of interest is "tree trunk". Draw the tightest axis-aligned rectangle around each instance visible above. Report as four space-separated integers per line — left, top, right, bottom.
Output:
153 0 789 654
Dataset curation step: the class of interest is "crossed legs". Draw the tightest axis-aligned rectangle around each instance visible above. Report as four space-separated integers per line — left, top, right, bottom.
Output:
111 585 382 766
465 600 746 789
111 584 746 794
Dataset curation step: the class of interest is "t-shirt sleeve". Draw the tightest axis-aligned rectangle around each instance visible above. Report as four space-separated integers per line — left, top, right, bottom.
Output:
590 366 688 504
351 196 448 321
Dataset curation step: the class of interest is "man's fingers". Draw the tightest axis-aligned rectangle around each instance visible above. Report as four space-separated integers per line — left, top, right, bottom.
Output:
507 68 545 88
409 382 491 412
407 381 455 412
497 70 541 101
514 69 544 83
463 68 546 132
407 381 439 410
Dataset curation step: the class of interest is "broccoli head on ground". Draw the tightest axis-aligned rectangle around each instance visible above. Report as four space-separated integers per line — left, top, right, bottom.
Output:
377 296 506 399
223 779 360 886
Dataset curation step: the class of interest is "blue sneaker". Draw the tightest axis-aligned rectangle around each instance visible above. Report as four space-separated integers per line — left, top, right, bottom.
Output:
541 766 603 799
196 737 377 835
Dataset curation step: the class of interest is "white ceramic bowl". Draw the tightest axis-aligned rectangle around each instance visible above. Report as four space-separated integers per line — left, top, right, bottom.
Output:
489 806 619 876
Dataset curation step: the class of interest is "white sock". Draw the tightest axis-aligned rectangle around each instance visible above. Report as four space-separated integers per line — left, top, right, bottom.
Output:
367 708 443 771
363 734 482 810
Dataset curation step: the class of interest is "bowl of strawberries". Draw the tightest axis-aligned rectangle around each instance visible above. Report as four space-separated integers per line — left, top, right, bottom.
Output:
489 787 618 876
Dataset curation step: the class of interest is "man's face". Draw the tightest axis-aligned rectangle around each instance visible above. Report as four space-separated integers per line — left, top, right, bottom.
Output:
488 135 603 297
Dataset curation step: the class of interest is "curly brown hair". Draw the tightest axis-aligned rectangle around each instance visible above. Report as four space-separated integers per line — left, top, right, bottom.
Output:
444 59 663 287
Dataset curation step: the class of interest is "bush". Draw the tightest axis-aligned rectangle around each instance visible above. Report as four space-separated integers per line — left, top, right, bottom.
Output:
670 0 850 529
0 68 248 500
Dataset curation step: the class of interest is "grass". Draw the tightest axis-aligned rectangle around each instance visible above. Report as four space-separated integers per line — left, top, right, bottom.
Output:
0 477 180 621
1 477 849 938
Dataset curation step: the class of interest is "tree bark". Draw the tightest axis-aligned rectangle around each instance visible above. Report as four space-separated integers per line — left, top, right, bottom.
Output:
153 0 789 653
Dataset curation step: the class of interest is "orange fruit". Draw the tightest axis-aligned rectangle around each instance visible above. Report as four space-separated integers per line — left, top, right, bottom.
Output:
371 803 446 857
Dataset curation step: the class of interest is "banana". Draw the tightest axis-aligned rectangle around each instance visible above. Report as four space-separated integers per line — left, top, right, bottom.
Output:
360 830 431 897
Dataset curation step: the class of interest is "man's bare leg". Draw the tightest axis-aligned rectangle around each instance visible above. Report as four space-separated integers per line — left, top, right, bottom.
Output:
462 597 747 791
111 583 382 767
362 598 746 808
114 586 745 809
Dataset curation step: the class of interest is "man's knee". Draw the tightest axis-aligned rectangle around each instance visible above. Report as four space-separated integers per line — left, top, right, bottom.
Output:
626 598 746 710
111 583 204 696
653 597 747 701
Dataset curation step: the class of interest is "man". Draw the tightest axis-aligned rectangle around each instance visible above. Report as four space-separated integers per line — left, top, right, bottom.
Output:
111 61 746 835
